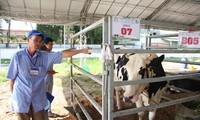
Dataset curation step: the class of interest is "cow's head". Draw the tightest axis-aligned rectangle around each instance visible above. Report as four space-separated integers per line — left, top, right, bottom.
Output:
114 53 165 103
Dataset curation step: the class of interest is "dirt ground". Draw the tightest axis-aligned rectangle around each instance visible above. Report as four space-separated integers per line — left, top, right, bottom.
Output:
0 76 179 120
0 79 77 120
0 68 198 120
0 76 103 120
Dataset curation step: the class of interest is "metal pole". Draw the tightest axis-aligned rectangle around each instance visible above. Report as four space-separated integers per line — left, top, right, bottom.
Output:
72 63 102 85
149 37 151 49
64 25 66 49
70 37 74 104
102 17 108 120
0 49 1 69
107 16 114 120
80 21 83 67
146 36 148 49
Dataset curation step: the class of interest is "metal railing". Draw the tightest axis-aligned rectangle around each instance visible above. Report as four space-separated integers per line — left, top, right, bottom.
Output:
69 16 200 120
69 17 108 120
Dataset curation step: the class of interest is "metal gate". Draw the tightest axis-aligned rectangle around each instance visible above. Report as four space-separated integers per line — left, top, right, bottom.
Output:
69 16 200 120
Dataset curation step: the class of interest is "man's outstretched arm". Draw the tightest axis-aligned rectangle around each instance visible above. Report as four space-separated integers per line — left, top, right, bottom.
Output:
61 47 91 58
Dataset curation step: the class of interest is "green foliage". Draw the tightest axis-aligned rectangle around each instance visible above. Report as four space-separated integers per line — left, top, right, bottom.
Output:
86 26 102 44
53 58 102 78
1 59 10 64
1 70 7 77
0 69 8 83
0 76 7 83
69 26 80 33
65 25 102 44
37 24 64 43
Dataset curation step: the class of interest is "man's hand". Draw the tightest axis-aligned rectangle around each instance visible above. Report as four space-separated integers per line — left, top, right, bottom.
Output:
47 70 58 75
61 47 92 58
82 47 92 54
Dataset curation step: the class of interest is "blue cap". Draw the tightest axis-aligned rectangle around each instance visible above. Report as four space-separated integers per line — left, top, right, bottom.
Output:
27 30 46 40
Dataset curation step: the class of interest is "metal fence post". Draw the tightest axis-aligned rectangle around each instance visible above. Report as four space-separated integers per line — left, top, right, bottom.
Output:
102 17 108 120
107 16 114 120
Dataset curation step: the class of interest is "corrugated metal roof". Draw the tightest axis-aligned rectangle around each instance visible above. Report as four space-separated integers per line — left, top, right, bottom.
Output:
0 0 200 30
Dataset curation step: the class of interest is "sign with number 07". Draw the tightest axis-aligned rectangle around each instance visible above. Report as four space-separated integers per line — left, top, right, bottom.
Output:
178 32 200 48
112 16 140 39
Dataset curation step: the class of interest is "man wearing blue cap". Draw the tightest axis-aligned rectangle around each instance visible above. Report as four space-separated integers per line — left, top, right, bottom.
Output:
6 30 91 120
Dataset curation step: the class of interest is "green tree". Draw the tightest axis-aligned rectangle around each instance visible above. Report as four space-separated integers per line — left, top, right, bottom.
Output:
37 24 64 44
10 35 18 43
86 26 102 44
65 25 102 44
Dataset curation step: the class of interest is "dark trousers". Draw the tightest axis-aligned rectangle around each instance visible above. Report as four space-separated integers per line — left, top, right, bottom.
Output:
17 104 48 120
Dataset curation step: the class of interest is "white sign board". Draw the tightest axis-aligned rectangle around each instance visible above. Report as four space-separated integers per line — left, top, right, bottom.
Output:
112 16 140 39
178 32 200 48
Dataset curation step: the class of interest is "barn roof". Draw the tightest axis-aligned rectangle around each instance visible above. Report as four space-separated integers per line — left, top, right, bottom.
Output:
0 0 200 30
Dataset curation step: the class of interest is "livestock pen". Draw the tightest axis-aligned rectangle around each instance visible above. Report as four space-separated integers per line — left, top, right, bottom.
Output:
67 16 200 120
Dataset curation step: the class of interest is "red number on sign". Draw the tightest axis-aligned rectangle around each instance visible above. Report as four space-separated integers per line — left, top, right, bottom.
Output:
181 37 199 45
121 28 126 35
194 37 199 45
121 28 132 35
188 37 193 44
127 28 132 35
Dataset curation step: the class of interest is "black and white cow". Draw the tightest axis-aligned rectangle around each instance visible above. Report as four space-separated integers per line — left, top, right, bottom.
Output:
114 53 167 120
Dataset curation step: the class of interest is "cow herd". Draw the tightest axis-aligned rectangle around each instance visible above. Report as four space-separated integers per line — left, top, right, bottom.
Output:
113 52 200 120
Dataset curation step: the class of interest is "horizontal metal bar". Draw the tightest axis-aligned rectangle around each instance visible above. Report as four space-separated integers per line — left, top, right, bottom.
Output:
192 114 200 119
146 33 178 38
161 96 172 101
164 60 200 65
71 77 102 115
145 47 178 49
72 91 93 120
165 72 179 75
166 71 200 76
113 73 200 87
70 18 104 39
71 102 82 120
113 94 200 118
72 63 102 85
114 49 200 54
167 85 193 93
140 20 200 30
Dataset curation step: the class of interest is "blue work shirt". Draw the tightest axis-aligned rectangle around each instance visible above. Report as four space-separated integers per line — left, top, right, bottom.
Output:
6 48 62 113
45 52 54 85
45 66 53 85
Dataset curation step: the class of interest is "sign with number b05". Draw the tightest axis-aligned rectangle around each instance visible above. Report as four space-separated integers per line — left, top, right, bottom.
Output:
112 16 140 40
178 32 200 48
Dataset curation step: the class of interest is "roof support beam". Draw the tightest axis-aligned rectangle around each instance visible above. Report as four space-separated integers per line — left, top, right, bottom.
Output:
194 21 200 27
0 10 80 24
180 0 200 4
190 16 200 27
22 0 26 16
54 0 57 20
141 19 200 30
67 0 72 19
81 0 93 18
145 0 178 20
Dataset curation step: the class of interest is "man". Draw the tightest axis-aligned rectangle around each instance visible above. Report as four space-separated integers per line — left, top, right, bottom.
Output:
6 30 91 120
40 37 57 116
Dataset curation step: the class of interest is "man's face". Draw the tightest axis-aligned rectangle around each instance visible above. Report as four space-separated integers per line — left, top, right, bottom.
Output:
45 42 53 51
27 35 43 50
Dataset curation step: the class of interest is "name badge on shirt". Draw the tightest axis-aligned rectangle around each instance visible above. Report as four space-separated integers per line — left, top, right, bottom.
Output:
30 68 39 76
